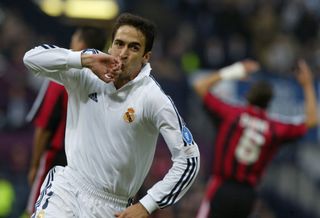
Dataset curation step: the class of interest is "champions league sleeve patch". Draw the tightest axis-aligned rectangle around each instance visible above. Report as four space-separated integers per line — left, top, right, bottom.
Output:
182 126 193 145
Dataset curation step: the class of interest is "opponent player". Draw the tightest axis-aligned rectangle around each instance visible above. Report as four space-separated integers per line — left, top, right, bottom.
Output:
25 26 107 216
193 59 317 218
24 13 200 217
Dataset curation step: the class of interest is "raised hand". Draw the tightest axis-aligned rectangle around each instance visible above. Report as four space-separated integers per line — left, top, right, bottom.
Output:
241 59 261 76
295 59 313 87
81 52 122 83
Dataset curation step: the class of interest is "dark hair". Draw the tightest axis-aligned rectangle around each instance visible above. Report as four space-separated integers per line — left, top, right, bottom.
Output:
246 80 273 109
78 26 108 51
111 13 156 54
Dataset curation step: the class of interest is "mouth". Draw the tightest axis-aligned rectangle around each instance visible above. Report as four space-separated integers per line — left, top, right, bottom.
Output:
121 63 126 70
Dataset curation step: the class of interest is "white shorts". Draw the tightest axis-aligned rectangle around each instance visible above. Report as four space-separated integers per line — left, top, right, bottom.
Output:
32 166 132 218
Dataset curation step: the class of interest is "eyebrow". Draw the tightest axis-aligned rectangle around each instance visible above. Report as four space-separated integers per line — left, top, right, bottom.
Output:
114 39 142 47
129 42 142 47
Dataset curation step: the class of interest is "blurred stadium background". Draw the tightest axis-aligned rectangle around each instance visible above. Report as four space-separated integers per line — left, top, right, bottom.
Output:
1 0 320 217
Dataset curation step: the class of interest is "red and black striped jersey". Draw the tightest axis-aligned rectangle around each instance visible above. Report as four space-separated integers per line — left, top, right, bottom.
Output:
29 81 68 151
204 92 307 186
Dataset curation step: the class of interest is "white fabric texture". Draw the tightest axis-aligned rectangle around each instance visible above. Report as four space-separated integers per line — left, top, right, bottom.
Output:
24 45 200 214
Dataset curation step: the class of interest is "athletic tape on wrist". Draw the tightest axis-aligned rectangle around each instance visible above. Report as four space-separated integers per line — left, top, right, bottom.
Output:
219 62 246 80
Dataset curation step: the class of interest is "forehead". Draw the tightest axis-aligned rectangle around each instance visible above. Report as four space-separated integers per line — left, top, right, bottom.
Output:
114 25 146 46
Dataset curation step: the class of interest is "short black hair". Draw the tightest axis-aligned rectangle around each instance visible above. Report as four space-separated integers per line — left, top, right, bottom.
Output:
78 26 108 51
111 13 156 54
246 80 273 109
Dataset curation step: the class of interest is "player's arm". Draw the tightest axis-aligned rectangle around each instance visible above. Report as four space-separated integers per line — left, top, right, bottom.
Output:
142 99 200 214
28 82 63 184
23 45 121 84
295 59 318 128
28 127 52 185
192 60 260 98
114 96 200 217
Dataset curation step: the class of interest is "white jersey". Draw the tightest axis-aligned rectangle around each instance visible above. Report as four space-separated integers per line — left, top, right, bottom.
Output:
23 45 200 213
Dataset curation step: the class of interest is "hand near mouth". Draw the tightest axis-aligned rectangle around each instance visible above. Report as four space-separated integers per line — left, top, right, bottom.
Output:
81 52 122 83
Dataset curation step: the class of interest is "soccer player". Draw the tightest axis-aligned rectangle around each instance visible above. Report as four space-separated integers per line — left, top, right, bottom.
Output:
25 26 108 216
193 59 317 218
23 13 200 217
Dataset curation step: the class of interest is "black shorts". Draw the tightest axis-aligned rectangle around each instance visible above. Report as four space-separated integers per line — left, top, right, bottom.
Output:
209 180 256 218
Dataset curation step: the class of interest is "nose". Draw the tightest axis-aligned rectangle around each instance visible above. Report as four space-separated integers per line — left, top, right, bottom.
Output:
119 47 128 59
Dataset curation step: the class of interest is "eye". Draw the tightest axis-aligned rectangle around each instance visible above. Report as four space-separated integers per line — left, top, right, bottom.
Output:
130 44 140 52
114 40 123 47
132 46 139 51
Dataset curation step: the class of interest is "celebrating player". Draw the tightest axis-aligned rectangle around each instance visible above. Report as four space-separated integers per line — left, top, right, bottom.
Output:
193 59 317 218
24 13 200 217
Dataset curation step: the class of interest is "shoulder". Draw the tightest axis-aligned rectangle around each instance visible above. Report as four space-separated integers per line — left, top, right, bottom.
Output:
268 113 305 125
143 76 170 102
139 76 172 115
70 67 104 90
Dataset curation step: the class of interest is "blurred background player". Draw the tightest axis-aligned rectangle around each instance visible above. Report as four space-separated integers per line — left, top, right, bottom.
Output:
25 26 108 216
193 59 318 218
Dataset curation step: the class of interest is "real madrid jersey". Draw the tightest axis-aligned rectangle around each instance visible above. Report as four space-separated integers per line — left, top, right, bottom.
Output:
23 45 200 214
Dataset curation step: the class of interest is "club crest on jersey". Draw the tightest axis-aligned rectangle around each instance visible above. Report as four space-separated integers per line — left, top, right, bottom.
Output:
182 126 193 144
123 107 135 123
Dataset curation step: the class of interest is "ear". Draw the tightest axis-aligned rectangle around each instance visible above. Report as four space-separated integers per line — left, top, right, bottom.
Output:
143 51 151 64
108 47 112 54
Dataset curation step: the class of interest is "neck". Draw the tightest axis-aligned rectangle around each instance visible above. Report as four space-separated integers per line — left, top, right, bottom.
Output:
114 69 141 89
114 64 146 89
114 78 130 89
